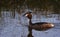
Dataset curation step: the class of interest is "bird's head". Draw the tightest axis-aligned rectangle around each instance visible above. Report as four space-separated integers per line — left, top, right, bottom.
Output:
23 12 32 19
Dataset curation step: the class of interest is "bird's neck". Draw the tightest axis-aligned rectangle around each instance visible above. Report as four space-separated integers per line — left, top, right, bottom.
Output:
29 19 32 25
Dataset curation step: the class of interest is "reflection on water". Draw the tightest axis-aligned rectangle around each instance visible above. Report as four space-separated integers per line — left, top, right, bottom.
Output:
28 26 33 37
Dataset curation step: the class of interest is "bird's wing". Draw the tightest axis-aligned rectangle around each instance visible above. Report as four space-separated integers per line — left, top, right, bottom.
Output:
32 22 49 25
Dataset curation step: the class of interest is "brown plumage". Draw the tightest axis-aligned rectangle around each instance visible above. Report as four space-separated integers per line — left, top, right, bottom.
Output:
29 22 54 31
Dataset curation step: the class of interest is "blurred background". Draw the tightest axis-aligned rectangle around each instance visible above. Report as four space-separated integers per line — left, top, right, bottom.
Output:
0 0 60 37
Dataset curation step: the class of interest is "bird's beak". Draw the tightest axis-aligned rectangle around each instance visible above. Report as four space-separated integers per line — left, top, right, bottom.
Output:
23 13 27 16
23 12 29 17
23 13 26 16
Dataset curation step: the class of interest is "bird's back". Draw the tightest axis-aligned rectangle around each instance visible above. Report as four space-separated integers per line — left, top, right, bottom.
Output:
32 22 49 25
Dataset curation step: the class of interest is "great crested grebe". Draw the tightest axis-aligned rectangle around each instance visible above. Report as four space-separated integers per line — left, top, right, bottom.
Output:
24 12 54 31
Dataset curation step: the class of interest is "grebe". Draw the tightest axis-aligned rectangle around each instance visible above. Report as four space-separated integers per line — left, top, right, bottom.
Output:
24 12 54 31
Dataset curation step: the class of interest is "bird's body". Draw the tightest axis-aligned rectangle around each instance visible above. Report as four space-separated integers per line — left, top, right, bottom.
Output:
24 12 54 31
29 22 54 31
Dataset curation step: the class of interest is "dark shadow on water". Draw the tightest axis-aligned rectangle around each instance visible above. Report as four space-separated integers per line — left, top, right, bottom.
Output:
27 26 33 37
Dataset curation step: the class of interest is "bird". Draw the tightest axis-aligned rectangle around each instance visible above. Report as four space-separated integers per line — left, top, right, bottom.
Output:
23 11 54 31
